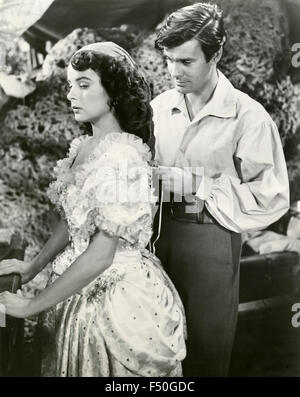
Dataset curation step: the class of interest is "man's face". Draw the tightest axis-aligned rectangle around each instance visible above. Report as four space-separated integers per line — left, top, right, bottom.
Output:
163 39 214 95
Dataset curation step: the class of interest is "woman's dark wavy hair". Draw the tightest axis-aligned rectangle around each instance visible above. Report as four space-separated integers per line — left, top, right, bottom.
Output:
69 50 155 157
155 2 226 63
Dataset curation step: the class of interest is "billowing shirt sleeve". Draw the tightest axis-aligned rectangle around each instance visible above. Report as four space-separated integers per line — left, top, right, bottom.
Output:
196 120 290 232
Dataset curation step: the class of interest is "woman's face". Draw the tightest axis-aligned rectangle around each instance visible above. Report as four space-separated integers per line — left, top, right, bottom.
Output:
67 64 111 124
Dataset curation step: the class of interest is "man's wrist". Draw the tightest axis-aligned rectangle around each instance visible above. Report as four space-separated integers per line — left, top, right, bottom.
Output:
196 176 214 200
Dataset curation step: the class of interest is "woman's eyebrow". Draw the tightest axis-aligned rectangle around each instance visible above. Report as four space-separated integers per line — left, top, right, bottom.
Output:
67 77 92 83
76 77 92 81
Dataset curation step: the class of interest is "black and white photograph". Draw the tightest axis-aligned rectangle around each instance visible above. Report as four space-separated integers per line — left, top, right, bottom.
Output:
0 0 299 381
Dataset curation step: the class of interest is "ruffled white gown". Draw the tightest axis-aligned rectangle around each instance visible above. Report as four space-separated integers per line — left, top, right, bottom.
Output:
38 132 186 377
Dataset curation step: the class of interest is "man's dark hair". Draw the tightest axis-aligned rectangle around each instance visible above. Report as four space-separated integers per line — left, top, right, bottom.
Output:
155 2 226 63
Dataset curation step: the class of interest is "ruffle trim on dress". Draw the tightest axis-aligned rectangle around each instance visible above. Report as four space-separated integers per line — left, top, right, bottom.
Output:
93 132 152 163
54 134 90 175
47 134 90 208
48 132 152 207
68 207 153 250
74 132 152 187
47 132 155 248
94 210 153 248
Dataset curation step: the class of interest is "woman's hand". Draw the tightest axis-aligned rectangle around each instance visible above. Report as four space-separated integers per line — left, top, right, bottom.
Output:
0 291 33 318
0 259 37 284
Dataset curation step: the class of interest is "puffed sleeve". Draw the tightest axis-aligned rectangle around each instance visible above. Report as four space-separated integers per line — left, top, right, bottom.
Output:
196 120 290 232
68 134 156 248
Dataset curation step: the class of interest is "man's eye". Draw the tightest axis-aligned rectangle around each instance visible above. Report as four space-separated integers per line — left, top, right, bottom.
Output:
183 61 192 65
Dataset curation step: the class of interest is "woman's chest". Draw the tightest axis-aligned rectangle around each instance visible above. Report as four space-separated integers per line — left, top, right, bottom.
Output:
71 139 94 168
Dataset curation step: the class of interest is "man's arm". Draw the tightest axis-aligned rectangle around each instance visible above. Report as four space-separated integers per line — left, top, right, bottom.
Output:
196 120 290 232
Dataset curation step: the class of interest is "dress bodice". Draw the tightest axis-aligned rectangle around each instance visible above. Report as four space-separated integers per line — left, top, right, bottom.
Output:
47 132 157 275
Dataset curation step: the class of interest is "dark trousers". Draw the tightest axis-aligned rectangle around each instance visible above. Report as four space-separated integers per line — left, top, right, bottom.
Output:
153 206 241 377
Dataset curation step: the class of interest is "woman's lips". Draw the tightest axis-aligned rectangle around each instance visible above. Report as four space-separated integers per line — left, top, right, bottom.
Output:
72 106 82 112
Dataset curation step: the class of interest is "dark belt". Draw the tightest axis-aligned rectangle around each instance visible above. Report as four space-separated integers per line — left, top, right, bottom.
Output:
162 195 215 224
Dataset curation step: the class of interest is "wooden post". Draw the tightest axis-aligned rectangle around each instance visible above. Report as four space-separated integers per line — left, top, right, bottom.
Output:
0 230 26 377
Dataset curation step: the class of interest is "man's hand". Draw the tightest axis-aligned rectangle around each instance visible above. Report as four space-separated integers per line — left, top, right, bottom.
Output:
156 166 202 196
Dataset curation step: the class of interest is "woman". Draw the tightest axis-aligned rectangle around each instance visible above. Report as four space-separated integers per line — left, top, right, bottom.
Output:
0 42 186 377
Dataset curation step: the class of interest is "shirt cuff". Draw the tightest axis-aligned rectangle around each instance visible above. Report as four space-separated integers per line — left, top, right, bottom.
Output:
195 176 214 200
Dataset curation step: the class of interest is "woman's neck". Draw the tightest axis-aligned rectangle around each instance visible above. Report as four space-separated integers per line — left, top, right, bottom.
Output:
91 113 123 141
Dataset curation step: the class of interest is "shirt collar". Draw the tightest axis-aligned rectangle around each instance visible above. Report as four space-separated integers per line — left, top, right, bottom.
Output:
170 70 237 120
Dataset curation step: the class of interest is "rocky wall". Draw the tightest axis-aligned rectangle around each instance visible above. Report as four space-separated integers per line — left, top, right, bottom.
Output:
0 0 299 265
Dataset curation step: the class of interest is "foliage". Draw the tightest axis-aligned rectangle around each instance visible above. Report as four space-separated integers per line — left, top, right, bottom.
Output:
0 0 299 263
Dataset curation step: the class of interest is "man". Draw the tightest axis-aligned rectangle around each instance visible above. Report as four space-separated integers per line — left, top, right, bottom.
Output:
151 2 289 376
